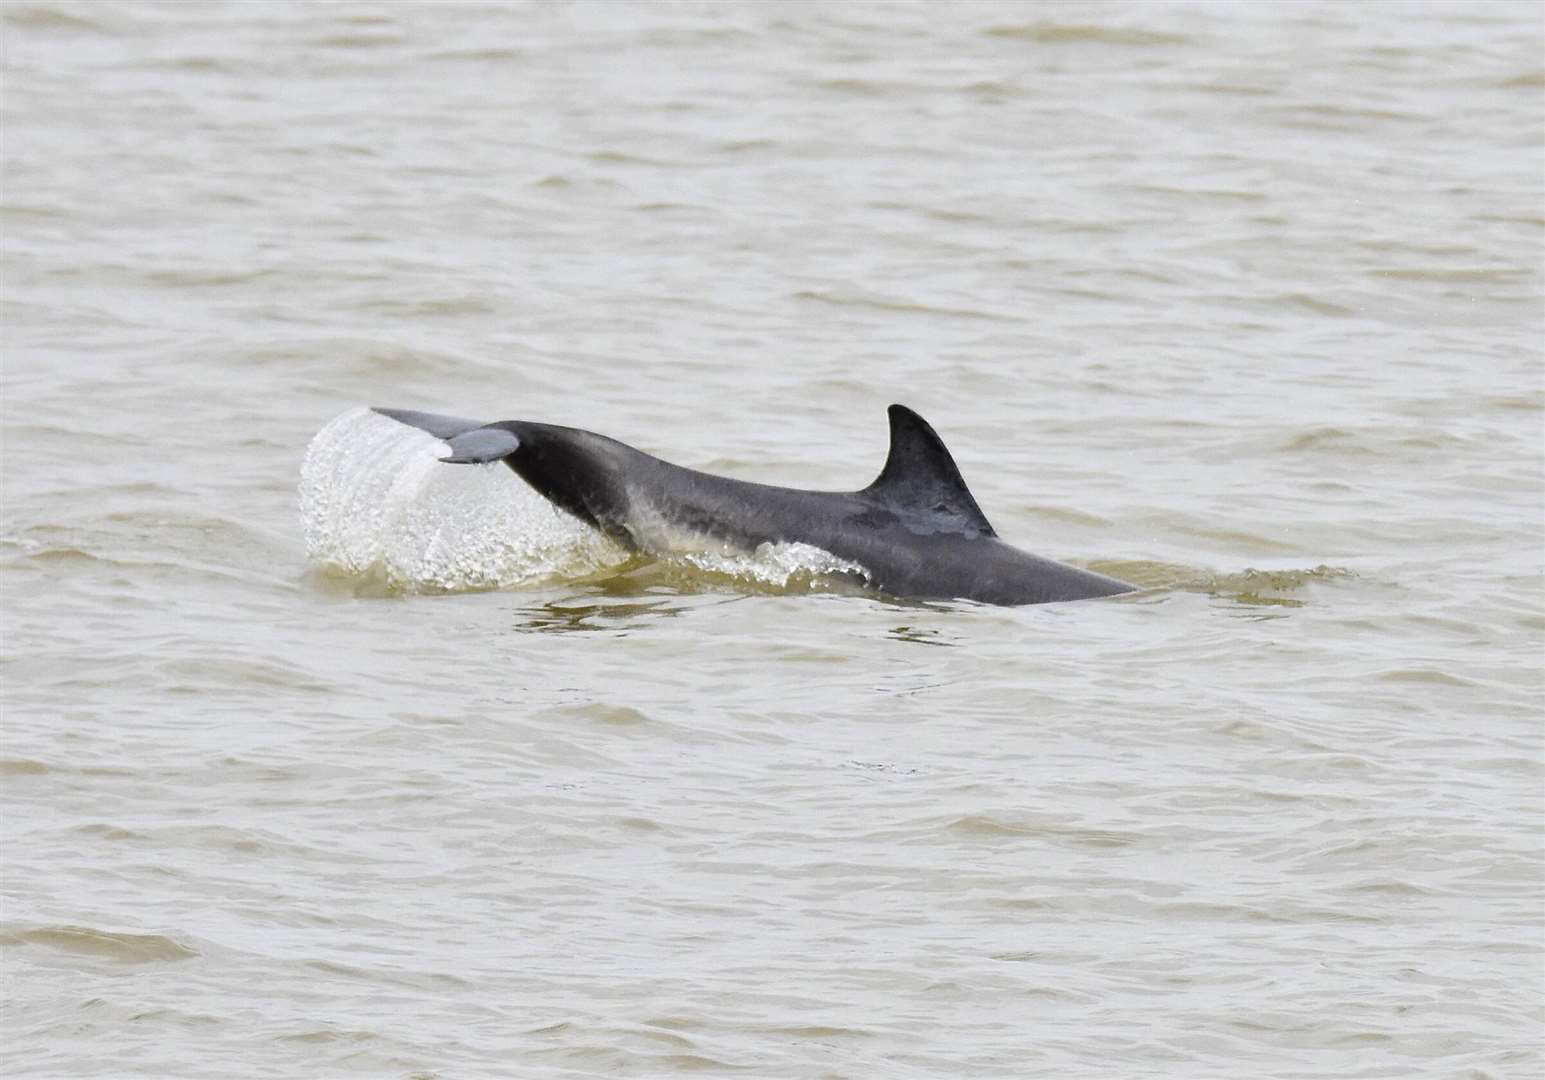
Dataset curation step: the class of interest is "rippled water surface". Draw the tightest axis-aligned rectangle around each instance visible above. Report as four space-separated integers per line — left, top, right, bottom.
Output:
3 2 1543 1077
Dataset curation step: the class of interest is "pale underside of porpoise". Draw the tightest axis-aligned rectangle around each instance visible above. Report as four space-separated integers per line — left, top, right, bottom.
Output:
371 404 1136 606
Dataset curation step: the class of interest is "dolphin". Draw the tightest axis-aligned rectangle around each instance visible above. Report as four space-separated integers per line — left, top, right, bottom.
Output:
371 404 1135 606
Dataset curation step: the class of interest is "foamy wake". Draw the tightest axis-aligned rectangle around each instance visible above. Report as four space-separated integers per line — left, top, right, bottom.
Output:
298 407 871 597
672 543 870 592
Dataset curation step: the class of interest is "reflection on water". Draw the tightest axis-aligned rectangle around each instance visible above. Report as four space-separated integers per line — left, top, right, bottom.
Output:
886 624 960 648
511 595 690 635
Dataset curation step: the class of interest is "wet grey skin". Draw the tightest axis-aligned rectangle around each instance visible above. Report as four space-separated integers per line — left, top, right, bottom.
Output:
372 404 1136 606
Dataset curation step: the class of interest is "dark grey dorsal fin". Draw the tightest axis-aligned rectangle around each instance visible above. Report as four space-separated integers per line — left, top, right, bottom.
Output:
863 405 996 537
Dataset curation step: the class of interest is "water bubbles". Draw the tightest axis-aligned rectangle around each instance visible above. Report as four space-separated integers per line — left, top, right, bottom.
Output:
299 407 624 593
298 408 872 599
670 541 870 592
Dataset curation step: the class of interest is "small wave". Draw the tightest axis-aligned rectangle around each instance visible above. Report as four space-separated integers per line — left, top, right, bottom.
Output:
1276 292 1358 317
278 1027 382 1044
942 814 1144 847
1205 565 1355 608
793 288 1020 324
814 77 920 98
2 5 109 33
1268 102 1426 125
1373 266 1531 283
1095 563 1352 608
983 23 1191 47
310 33 403 49
145 267 277 289
2 923 198 963
0 759 50 776
10 545 101 565
1375 667 1478 688
1279 425 1375 453
355 294 501 318
426 46 524 62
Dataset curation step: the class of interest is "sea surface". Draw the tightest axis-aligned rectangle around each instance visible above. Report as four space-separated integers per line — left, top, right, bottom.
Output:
3 2 1542 1078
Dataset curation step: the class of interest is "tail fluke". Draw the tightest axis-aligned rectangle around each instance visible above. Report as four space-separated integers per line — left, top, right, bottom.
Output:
373 408 489 440
441 426 520 463
373 407 520 463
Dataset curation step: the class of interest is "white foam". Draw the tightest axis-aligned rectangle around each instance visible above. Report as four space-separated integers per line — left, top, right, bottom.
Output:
298 407 626 593
670 541 870 591
299 408 873 598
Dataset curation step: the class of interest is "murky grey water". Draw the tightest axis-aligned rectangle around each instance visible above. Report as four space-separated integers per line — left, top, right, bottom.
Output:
3 2 1543 1077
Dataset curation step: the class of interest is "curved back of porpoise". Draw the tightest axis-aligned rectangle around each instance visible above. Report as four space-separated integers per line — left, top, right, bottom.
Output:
374 403 999 544
369 403 1137 604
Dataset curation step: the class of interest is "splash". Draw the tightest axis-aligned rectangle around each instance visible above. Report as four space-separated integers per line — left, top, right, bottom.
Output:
668 541 871 594
299 407 626 593
298 408 872 598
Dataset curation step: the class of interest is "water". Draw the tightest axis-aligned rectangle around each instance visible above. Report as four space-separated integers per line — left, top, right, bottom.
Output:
3 2 1542 1077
